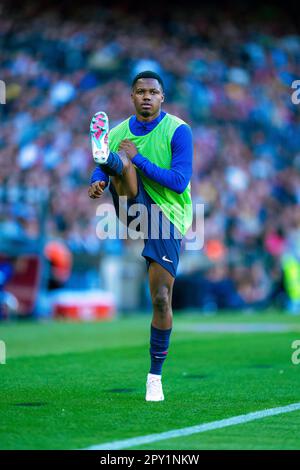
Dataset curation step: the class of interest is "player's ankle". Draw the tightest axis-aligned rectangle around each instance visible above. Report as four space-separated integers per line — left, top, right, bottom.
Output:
103 151 124 176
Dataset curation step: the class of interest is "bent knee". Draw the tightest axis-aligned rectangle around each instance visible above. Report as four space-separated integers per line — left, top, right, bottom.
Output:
119 153 132 174
152 286 171 313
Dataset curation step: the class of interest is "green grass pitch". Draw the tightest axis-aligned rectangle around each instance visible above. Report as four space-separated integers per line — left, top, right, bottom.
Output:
0 311 300 450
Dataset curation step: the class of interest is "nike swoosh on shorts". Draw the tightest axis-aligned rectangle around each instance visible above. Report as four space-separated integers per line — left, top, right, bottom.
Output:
162 256 173 263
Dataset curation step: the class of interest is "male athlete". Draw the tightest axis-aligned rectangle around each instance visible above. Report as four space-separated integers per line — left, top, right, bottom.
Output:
88 71 193 401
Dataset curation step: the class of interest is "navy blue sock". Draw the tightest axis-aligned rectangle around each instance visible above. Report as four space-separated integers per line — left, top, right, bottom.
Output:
150 325 172 376
101 151 123 176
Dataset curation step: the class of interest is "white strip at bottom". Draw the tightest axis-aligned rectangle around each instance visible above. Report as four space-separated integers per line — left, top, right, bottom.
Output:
85 402 300 450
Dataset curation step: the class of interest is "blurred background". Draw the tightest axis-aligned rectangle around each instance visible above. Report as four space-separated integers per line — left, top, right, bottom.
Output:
1 0 300 320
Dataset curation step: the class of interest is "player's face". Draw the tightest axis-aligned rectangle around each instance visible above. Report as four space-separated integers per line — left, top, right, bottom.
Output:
131 78 164 121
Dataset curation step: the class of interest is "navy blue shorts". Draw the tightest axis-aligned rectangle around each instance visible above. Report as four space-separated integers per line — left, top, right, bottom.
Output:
109 175 182 278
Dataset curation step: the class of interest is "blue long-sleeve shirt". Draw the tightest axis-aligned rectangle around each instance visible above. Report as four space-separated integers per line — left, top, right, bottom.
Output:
91 111 193 194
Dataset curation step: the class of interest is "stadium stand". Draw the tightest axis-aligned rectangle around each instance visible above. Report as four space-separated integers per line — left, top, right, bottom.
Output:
0 1 300 315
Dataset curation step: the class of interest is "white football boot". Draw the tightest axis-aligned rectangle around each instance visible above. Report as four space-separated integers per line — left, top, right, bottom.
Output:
146 373 164 402
90 111 110 164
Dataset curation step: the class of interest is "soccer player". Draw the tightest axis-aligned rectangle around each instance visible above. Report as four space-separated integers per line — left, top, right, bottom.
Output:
88 71 193 401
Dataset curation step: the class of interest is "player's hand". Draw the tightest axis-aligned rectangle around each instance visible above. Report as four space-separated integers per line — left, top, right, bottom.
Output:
88 181 106 199
118 139 138 160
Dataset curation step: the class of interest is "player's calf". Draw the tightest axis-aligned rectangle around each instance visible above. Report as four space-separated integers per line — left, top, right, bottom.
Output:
110 153 138 199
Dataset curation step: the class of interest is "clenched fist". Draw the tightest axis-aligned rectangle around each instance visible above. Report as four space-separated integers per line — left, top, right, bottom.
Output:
88 181 107 199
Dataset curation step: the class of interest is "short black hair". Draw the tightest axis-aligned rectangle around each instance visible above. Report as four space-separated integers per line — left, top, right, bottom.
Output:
132 71 164 91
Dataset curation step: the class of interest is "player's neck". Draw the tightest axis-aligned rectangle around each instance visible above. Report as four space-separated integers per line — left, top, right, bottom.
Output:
135 110 161 123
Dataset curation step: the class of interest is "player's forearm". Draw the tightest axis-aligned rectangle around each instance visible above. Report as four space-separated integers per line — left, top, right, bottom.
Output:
131 123 193 194
132 153 190 194
90 166 104 184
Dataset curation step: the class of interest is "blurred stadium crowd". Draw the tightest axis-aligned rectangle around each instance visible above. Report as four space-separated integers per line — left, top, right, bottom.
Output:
1 1 300 313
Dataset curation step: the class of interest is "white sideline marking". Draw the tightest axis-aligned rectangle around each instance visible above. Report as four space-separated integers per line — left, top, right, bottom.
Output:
85 402 300 450
177 323 300 334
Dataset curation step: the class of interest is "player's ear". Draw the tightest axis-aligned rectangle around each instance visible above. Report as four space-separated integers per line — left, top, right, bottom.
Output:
161 93 165 103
